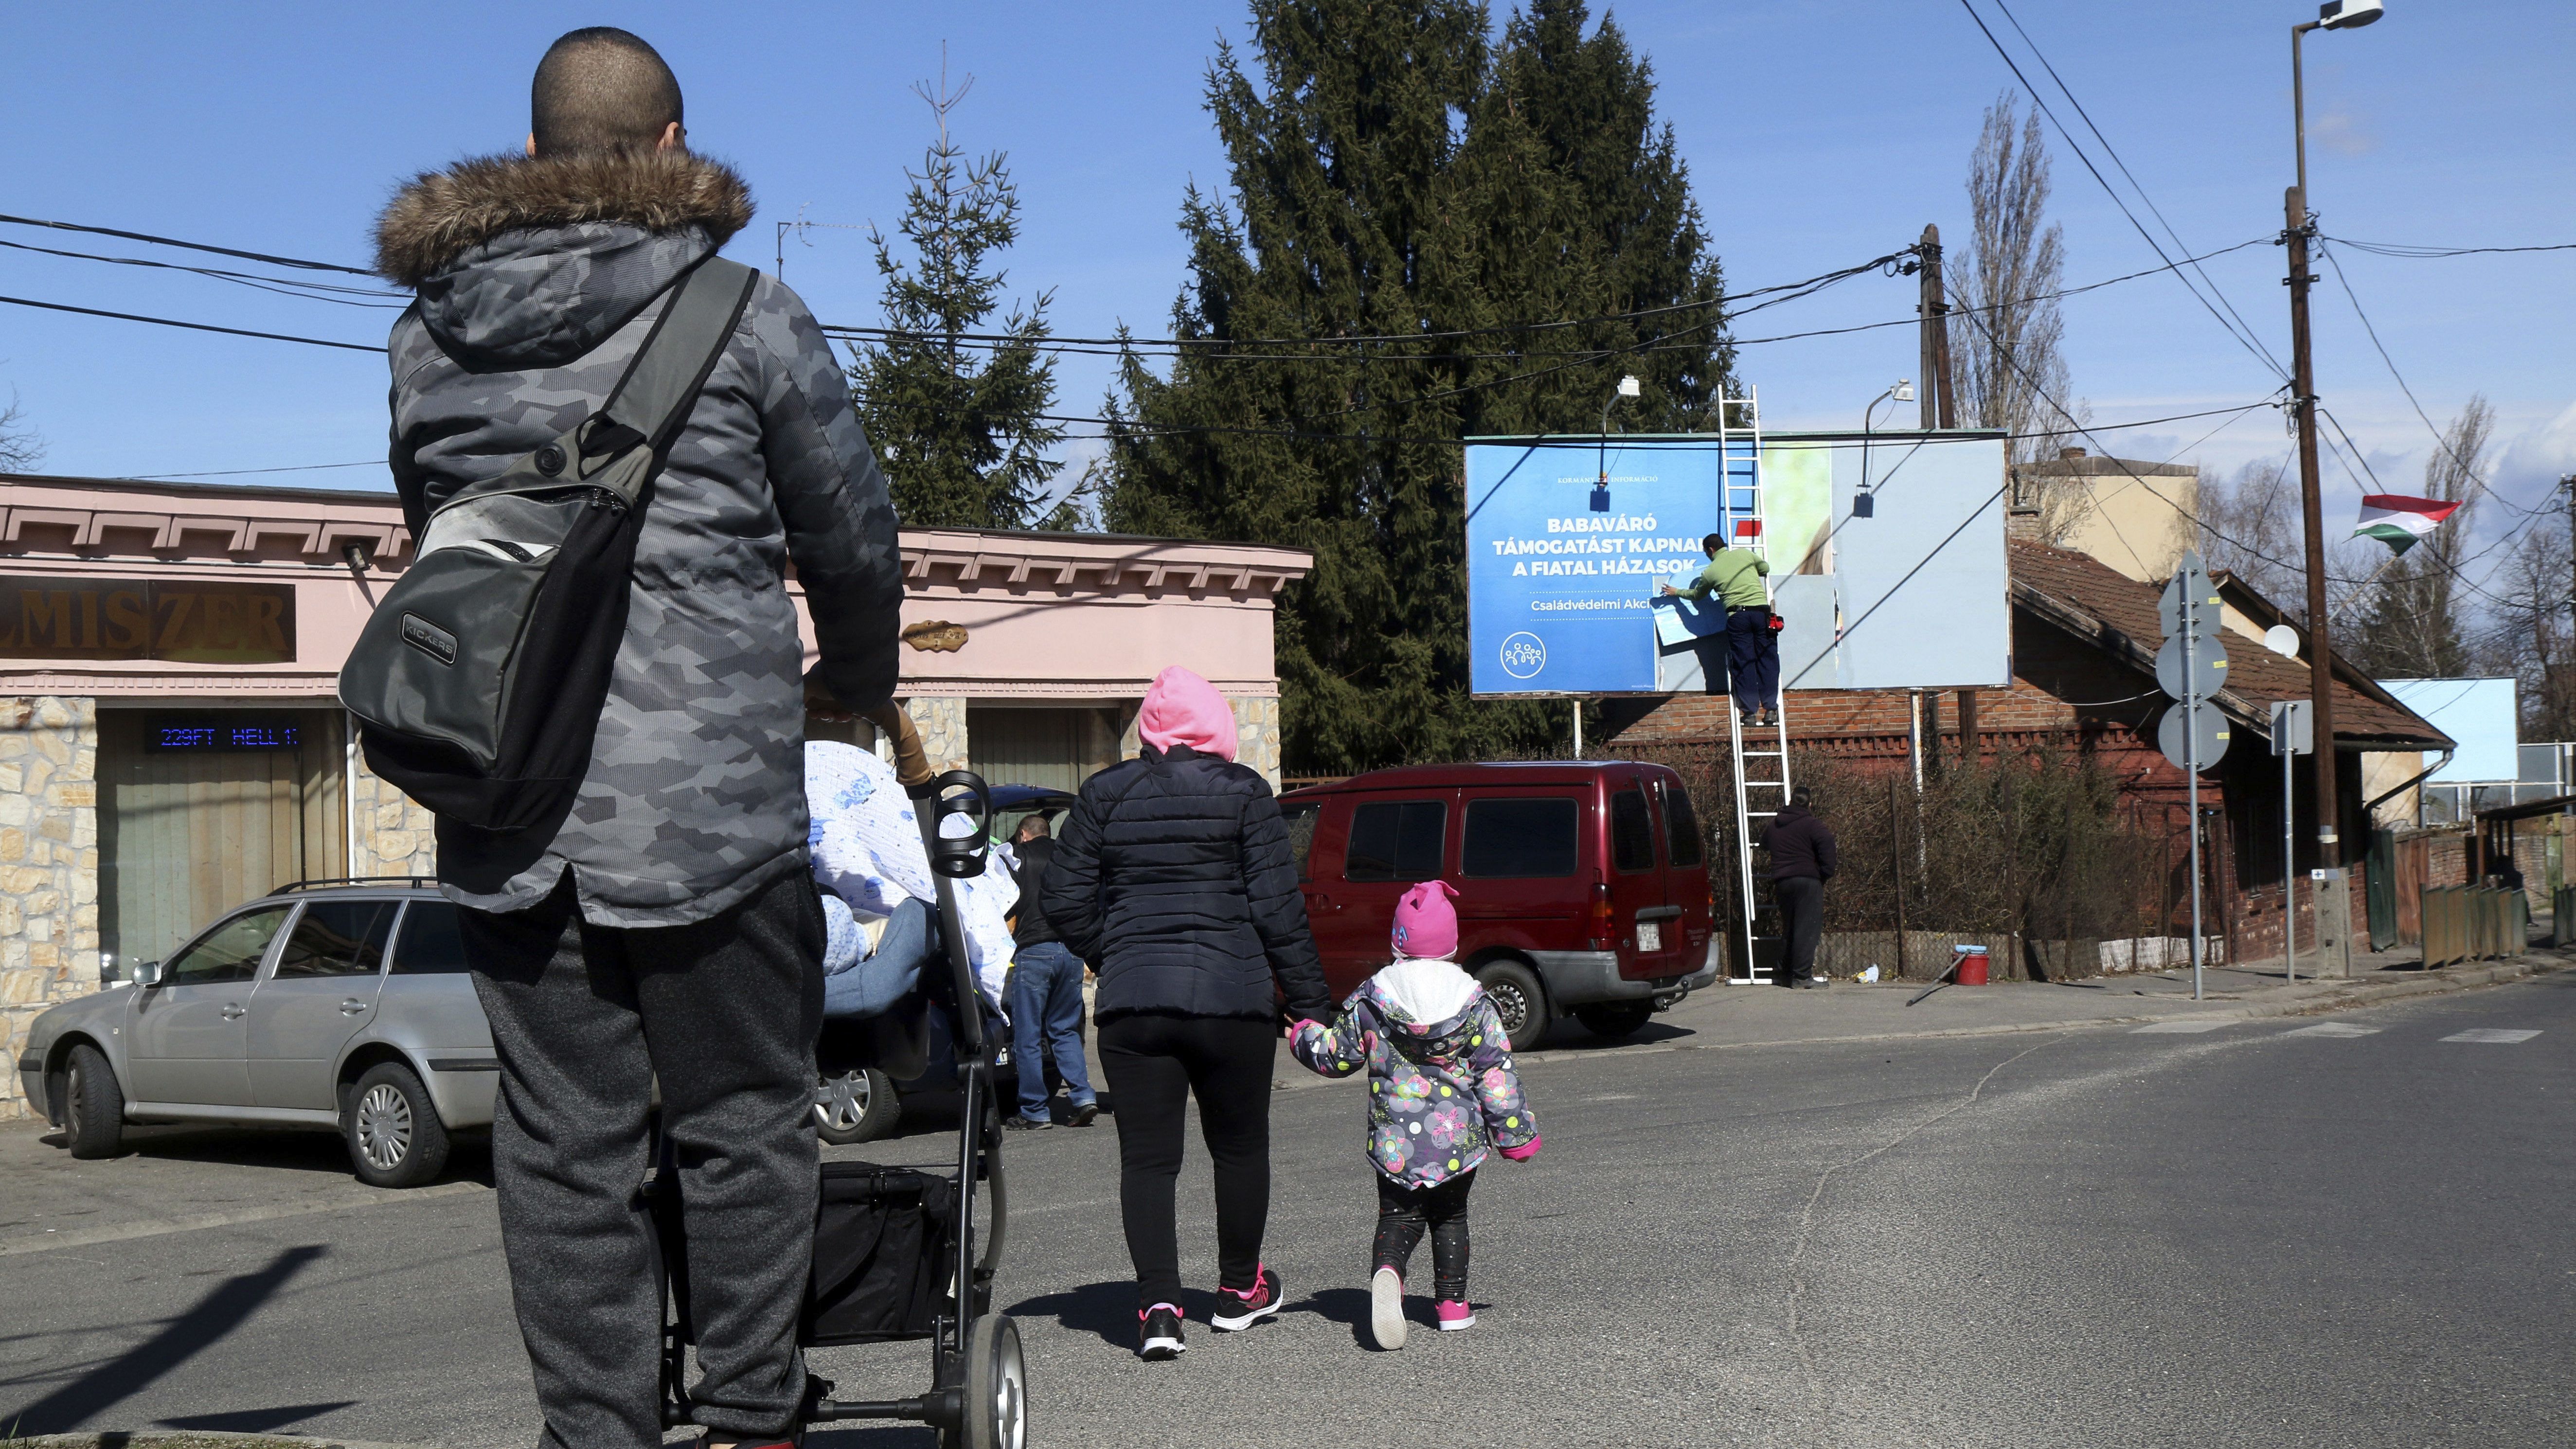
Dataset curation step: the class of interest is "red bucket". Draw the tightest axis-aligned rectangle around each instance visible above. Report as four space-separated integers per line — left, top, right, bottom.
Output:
1953 946 1990 986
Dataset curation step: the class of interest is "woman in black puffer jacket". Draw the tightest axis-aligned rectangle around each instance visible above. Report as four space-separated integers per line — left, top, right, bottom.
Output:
1041 665 1329 1360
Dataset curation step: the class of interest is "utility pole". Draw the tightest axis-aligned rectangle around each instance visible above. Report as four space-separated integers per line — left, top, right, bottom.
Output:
1916 224 1958 431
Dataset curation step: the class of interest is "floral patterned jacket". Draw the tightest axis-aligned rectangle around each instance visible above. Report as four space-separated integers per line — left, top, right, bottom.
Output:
1290 960 1538 1189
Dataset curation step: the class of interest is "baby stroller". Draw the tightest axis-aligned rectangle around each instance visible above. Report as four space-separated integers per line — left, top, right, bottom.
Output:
653 761 1025 1449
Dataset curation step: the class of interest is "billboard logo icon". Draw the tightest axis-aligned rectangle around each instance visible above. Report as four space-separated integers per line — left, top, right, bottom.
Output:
1500 631 1547 680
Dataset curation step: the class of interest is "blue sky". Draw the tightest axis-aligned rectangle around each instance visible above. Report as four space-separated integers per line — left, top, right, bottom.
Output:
4 0 2569 557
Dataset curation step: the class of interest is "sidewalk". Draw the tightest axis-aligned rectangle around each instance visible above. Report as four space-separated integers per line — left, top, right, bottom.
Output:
1487 934 2574 1072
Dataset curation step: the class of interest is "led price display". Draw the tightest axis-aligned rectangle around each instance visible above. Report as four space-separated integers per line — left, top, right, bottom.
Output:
143 717 304 751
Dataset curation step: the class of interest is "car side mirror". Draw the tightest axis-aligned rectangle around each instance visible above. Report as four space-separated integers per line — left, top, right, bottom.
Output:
131 959 163 988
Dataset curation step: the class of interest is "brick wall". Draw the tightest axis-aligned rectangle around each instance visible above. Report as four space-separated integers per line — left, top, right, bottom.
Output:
0 695 102 1123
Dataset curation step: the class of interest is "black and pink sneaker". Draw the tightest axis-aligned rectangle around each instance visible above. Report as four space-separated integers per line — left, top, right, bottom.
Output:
1138 1302 1186 1360
1209 1264 1283 1331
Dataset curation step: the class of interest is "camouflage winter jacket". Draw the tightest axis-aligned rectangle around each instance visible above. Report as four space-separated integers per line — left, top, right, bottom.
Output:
375 149 902 926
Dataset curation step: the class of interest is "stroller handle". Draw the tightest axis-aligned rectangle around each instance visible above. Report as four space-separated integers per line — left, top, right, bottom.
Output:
908 769 994 1062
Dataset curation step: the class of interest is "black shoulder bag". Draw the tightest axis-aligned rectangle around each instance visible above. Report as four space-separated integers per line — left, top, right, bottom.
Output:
339 257 759 833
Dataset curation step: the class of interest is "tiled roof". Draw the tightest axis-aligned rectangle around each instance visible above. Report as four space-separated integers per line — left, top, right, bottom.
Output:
2007 539 2451 749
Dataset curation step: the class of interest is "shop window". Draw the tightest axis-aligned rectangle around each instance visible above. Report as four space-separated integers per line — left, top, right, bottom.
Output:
98 708 346 970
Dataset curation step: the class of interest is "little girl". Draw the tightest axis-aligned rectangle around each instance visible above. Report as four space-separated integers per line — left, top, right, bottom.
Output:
1290 880 1540 1351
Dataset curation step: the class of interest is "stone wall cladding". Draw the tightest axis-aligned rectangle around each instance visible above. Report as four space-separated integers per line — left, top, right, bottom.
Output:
1231 696 1283 792
0 695 101 1122
349 733 438 880
905 696 970 775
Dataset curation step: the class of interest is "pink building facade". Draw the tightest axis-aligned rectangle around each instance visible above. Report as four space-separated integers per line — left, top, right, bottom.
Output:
0 473 1309 1119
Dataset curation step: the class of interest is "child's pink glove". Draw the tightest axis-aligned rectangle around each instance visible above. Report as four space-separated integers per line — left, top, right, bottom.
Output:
1499 1135 1540 1162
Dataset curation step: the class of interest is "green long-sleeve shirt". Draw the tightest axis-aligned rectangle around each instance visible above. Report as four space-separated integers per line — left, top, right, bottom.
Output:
1676 549 1770 609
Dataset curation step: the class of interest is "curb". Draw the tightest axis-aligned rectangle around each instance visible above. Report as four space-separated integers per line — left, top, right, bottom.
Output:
16 1423 432 1433
1500 954 2569 1067
13 1433 435 1449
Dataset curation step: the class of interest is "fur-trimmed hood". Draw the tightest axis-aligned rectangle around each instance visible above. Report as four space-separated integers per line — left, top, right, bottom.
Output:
374 150 754 374
375 149 751 288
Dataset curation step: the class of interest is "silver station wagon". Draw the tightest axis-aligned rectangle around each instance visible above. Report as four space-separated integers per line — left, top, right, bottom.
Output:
16 879 496 1187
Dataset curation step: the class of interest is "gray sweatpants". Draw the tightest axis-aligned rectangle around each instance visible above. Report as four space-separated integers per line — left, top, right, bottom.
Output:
462 868 823 1449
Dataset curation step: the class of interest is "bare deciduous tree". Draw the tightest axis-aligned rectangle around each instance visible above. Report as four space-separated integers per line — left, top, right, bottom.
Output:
2343 395 2491 680
2479 504 2576 741
2198 454 2305 609
0 389 44 474
1955 92 2083 469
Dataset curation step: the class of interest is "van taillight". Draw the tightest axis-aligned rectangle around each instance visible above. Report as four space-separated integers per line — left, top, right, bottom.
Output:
1588 881 1616 950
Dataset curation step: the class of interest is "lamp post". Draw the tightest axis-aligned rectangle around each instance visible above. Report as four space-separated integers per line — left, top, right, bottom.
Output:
2286 0 2380 972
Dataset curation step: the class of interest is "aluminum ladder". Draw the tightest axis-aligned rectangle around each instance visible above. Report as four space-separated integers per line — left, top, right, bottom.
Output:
1714 388 1792 983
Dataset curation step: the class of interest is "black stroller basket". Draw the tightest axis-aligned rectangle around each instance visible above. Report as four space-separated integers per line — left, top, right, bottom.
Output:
654 769 1024 1448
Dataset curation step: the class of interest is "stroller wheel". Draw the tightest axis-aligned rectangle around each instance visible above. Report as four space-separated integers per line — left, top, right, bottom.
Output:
813 1067 901 1145
958 1313 1025 1449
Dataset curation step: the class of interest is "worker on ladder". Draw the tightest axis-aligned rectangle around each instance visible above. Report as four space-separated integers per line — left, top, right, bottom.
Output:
1661 531 1779 728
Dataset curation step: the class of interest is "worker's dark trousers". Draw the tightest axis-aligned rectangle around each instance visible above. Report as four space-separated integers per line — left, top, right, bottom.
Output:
1727 607 1780 716
462 870 824 1449
1775 874 1824 983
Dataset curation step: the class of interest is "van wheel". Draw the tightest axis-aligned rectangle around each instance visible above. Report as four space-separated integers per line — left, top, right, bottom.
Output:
63 1044 127 1159
1575 1003 1654 1039
1476 960 1551 1053
815 1067 902 1145
345 1062 451 1188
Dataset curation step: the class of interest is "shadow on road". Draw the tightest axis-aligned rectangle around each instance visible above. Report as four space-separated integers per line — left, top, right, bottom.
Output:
4 1243 326 1432
159 1400 358 1431
1002 1279 1147 1349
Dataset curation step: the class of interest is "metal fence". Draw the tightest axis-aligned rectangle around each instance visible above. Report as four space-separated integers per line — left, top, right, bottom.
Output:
2419 885 2529 967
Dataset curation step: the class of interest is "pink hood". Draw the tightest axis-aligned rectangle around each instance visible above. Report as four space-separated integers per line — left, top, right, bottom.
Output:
1137 665 1239 762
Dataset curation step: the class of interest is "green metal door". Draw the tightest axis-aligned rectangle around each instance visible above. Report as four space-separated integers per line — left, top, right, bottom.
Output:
2364 828 2397 952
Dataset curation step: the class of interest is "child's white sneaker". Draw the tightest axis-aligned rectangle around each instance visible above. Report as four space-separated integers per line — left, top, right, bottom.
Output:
1436 1298 1475 1331
1369 1266 1407 1350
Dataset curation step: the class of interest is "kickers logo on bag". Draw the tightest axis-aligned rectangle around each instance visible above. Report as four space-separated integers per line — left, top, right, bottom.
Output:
400 612 459 665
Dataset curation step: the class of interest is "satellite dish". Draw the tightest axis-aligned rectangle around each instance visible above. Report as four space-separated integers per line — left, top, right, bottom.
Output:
2262 624 2302 658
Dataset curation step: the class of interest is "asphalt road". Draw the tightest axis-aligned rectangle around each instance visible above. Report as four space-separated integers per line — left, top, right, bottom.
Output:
4 972 2571 1448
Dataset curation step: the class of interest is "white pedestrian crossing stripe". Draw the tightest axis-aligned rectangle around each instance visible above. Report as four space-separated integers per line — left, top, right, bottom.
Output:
2440 1028 2540 1044
2283 1022 2379 1038
2132 1020 2232 1034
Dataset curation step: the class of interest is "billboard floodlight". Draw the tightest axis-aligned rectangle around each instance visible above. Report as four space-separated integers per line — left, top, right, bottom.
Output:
1616 375 1642 398
2319 0 2382 30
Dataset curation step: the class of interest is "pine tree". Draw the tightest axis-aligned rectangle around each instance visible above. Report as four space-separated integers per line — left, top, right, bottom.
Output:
849 72 1065 529
1102 0 1729 771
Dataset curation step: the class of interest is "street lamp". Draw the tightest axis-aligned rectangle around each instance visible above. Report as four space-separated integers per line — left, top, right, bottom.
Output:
1853 380 1914 519
1592 374 1641 512
2285 0 2381 973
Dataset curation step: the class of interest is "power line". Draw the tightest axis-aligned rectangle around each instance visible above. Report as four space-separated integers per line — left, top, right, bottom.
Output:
0 212 380 277
1952 0 2288 384
0 294 387 353
2323 235 2576 259
130 461 387 479
0 236 406 306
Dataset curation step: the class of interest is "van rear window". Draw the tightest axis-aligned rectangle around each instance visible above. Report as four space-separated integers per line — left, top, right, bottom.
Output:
1345 800 1446 882
1461 798 1579 878
1611 789 1657 873
1661 783 1705 867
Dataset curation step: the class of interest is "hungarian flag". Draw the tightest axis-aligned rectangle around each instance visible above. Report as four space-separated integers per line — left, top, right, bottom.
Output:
2350 494 2461 555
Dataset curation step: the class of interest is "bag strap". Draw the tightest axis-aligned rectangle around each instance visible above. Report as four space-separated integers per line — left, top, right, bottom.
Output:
578 257 760 467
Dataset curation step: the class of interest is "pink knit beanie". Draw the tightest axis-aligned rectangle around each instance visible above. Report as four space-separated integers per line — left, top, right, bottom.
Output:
1391 880 1460 960
1137 665 1239 761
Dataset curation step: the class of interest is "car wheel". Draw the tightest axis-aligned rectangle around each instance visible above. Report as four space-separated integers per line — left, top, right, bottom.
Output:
344 1061 451 1188
815 1067 902 1145
63 1044 126 1159
1475 959 1551 1054
1574 1002 1654 1039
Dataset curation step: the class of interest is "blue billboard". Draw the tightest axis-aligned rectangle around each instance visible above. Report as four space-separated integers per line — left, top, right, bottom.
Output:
1466 440 1739 696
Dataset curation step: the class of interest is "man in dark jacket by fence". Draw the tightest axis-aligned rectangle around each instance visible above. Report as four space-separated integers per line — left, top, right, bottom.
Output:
1006 815 1098 1129
378 28 901 1449
1762 786 1837 988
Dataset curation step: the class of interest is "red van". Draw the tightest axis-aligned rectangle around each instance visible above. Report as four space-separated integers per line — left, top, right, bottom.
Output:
1279 761 1720 1051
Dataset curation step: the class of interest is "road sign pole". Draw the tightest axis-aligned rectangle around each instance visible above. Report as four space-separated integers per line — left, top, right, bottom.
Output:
2186 614 2203 1002
2284 724 2296 984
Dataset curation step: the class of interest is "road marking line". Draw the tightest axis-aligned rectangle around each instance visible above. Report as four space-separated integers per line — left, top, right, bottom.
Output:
2440 1028 2540 1044
2283 1022 2380 1038
2131 1020 2232 1033
0 1179 488 1256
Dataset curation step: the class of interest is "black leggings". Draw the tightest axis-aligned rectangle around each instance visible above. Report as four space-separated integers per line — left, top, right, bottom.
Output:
1375 1168 1475 1302
1096 1014 1277 1307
